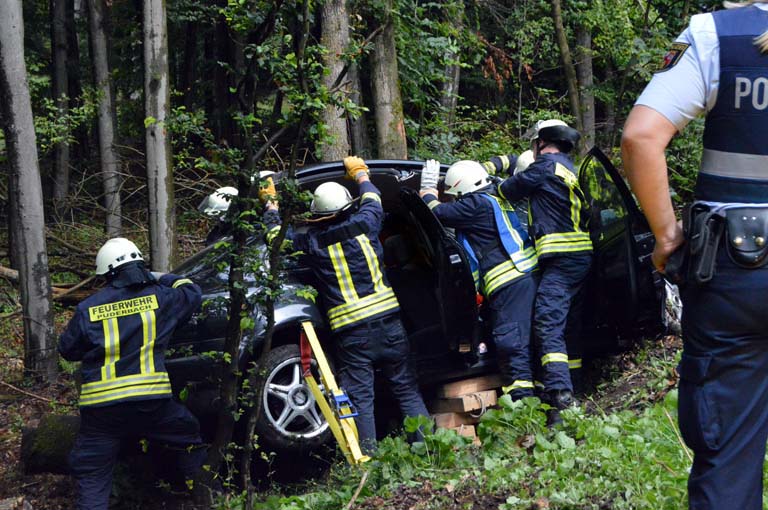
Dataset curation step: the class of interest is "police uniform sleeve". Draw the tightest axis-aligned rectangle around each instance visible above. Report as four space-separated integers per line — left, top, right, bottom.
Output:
58 308 88 361
482 154 518 177
354 180 384 233
634 14 716 131
498 162 546 202
422 192 481 230
158 273 202 322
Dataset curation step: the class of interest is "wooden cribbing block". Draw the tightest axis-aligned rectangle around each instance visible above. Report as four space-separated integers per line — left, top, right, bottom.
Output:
429 389 497 414
436 374 502 398
433 412 479 429
452 424 477 438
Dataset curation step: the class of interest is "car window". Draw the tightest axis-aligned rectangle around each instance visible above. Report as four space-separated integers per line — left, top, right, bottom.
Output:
579 155 628 244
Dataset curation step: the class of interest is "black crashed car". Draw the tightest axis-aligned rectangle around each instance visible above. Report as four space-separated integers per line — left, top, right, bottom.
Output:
166 147 673 452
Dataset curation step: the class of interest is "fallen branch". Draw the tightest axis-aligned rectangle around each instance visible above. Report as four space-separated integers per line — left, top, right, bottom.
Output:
45 230 92 256
0 380 54 403
663 406 693 463
344 469 369 510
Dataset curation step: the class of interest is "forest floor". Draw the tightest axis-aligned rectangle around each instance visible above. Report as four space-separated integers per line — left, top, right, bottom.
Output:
0 332 684 510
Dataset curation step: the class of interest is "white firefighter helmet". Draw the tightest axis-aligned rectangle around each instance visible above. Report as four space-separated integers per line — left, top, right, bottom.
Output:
443 160 492 197
310 182 354 215
527 119 580 153
95 238 144 275
199 186 239 216
514 150 535 175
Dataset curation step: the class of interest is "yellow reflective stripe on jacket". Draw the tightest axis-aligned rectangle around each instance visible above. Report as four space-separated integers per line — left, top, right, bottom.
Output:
502 380 534 393
357 234 386 293
483 260 527 296
427 199 440 210
536 232 592 256
569 358 582 369
100 318 120 380
541 352 569 365
328 242 359 302
140 310 157 374
361 192 381 203
80 373 172 407
171 278 193 288
482 161 496 174
327 293 400 331
266 225 280 244
327 288 396 321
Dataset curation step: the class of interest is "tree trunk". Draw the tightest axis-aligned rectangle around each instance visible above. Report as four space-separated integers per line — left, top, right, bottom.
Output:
87 0 122 236
551 0 583 136
318 0 351 161
0 0 57 381
440 3 464 126
575 25 594 154
180 21 197 110
371 0 407 159
144 0 176 271
348 62 371 158
51 0 71 218
67 0 88 164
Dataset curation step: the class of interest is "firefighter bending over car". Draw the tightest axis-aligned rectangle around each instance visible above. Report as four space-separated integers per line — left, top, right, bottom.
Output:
418 159 539 400
59 238 205 510
262 157 429 453
490 119 593 425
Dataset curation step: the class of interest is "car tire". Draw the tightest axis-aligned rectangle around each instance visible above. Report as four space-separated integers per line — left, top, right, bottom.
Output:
253 344 332 452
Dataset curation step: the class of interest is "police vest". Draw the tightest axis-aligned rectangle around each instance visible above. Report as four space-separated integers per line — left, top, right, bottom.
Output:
459 194 538 296
698 6 768 203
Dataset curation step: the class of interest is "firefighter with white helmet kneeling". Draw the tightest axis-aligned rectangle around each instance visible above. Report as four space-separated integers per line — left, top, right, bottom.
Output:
59 238 205 510
419 159 539 400
261 159 429 453
492 119 592 424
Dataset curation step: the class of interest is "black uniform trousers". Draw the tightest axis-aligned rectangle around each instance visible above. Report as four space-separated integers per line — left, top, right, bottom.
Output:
487 273 538 398
680 251 768 510
335 314 429 454
533 252 592 392
69 398 205 510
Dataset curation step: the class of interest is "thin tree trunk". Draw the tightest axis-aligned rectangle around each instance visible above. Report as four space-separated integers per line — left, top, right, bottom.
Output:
180 21 197 110
348 62 371 158
0 0 57 381
575 25 594 154
51 0 71 218
87 0 122 236
439 2 463 126
144 0 176 271
371 0 407 158
67 0 88 163
318 0 351 161
551 0 583 136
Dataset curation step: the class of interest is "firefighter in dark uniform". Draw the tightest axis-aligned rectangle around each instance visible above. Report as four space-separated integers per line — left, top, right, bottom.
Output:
622 2 768 507
59 238 204 510
418 159 539 398
262 157 429 453
495 119 591 421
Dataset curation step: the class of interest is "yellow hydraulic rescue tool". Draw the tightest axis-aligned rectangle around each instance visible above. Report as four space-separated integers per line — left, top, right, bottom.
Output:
299 321 370 465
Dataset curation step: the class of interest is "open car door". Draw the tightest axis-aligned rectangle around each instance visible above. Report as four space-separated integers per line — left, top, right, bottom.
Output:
578 147 665 352
398 188 478 353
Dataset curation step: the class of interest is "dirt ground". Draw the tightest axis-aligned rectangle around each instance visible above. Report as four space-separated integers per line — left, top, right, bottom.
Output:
0 335 681 509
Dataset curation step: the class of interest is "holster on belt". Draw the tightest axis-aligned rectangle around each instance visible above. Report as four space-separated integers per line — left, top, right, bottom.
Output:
685 203 725 285
724 207 768 268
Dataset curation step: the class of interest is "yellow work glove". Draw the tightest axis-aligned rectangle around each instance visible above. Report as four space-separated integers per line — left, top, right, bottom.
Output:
258 176 277 204
344 156 369 181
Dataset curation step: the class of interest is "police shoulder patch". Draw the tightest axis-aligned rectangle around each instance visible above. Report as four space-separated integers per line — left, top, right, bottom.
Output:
656 42 690 73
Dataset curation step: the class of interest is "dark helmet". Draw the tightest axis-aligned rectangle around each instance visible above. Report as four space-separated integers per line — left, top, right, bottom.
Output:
529 119 581 153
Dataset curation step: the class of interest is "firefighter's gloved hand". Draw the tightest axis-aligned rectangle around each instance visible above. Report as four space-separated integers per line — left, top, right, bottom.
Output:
420 159 440 191
258 176 277 204
344 156 369 181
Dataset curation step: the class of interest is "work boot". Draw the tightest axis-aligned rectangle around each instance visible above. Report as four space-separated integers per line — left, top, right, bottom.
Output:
544 389 574 428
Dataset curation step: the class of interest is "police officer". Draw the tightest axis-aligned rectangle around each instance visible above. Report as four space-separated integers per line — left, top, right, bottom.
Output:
622 2 768 507
419 159 539 399
59 238 204 510
262 158 429 453
495 119 592 420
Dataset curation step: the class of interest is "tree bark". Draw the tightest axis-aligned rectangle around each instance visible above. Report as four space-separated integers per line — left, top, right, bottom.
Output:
0 0 57 381
551 0 583 136
144 0 176 271
318 0 351 161
87 0 122 236
371 0 407 159
440 3 464 126
575 25 595 154
51 0 71 218
348 62 371 158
